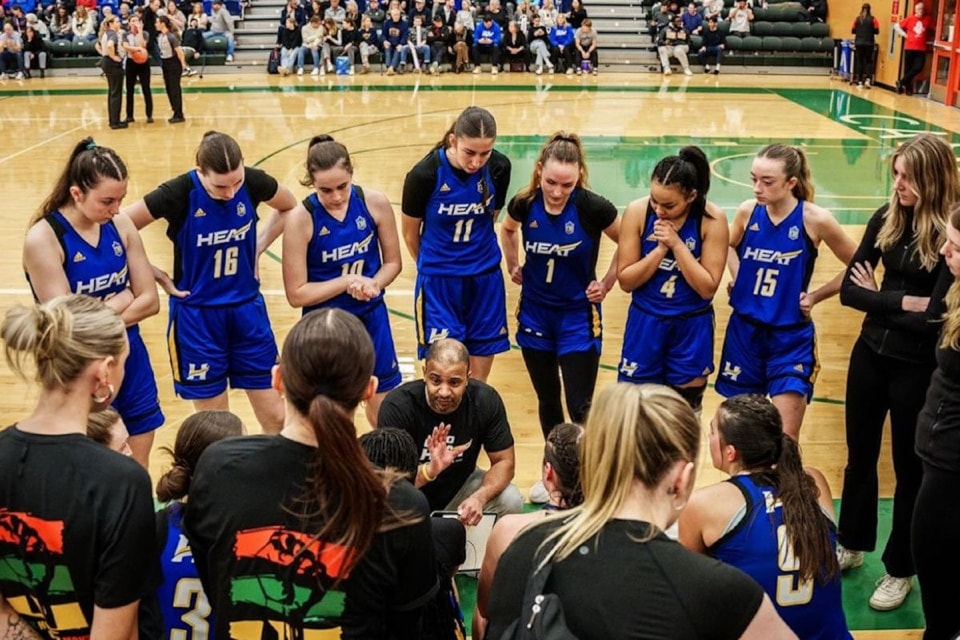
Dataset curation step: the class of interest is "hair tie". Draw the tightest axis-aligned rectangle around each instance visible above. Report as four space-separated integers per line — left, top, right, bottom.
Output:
86 141 97 151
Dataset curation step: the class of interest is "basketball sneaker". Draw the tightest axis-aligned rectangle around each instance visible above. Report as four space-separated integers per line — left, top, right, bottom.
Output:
869 574 912 611
837 545 863 571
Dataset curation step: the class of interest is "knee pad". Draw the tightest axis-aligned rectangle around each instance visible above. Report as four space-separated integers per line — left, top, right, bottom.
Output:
671 384 705 412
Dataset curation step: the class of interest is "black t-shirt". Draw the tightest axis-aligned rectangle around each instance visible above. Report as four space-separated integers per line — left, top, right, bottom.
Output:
916 343 960 471
183 435 438 640
401 148 512 219
377 379 514 510
485 518 765 640
0 428 157 638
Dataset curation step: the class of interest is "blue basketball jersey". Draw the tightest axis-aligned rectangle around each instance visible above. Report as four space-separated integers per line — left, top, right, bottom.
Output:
175 170 259 306
417 149 502 276
710 475 850 640
520 190 597 309
730 202 817 326
43 211 128 299
303 186 384 316
157 503 215 640
631 203 709 317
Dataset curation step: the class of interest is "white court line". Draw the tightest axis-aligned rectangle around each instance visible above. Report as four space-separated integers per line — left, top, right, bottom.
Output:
0 124 87 165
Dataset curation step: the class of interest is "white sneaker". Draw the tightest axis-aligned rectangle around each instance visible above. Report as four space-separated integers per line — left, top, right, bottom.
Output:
297 67 304 76
837 545 864 571
529 480 550 504
536 65 542 75
15 71 23 80
311 67 319 76
473 66 481 74
226 54 234 62
683 67 693 76
869 574 912 611
663 68 672 75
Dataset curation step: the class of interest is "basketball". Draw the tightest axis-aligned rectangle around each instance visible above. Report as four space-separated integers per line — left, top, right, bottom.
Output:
130 48 148 64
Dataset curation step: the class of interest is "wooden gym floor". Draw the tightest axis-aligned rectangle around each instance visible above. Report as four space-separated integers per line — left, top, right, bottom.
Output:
4 71 960 638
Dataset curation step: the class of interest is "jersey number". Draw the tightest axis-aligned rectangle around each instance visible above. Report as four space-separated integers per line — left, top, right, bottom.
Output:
341 259 365 277
775 524 814 607
213 247 239 279
752 268 779 297
660 275 678 298
453 219 474 243
545 258 556 284
171 577 211 640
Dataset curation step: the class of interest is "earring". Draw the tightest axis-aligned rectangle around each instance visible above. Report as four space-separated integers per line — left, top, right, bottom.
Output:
92 382 115 405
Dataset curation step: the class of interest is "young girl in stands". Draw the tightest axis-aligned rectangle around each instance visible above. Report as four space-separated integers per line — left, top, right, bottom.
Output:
617 146 728 416
716 144 856 438
23 138 164 467
282 135 403 426
0 295 155 638
680 394 852 639
401 106 512 380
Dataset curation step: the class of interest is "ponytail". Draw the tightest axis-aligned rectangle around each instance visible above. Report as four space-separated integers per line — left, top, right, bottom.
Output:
651 145 714 218
433 106 497 150
34 138 128 227
300 134 354 187
756 143 815 202
156 410 244 502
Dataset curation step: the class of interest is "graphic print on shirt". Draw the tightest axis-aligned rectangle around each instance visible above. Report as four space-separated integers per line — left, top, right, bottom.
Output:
0 509 89 639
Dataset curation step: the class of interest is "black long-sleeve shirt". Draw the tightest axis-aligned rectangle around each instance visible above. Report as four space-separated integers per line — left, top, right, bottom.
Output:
840 204 951 363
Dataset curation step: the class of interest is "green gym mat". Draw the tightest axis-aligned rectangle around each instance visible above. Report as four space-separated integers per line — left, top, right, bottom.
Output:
455 499 923 634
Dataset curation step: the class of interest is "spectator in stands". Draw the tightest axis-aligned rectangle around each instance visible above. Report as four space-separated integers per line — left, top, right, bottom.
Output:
426 13 449 69
658 13 692 75
280 0 305 27
21 21 44 76
455 0 475 31
649 0 674 38
162 0 185 31
574 17 596 74
698 15 723 73
802 0 826 23
513 0 532 31
307 0 323 20
727 0 752 37
501 19 526 70
400 13 430 70
206 0 235 61
123 14 152 121
436 0 455 27
472 12 500 73
378 338 525 520
299 13 322 73
0 22 25 80
528 12 551 73
71 5 97 43
364 0 386 31
703 0 723 21
321 17 343 71
345 0 360 24
51 5 73 40
340 17 359 65
682 2 701 34
548 11 573 74
851 3 878 87
325 0 346 24
180 16 204 74
382 5 407 74
487 0 507 28
894 1 931 95
188 2 208 30
408 0 429 24
277 14 301 75
25 11 48 39
119 2 132 28
76 0 98 10
539 0 557 27
567 0 585 27
9 5 27 32
357 14 380 73
449 20 470 71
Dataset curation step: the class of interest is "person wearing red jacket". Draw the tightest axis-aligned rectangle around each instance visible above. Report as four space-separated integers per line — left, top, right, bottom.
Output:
894 1 932 94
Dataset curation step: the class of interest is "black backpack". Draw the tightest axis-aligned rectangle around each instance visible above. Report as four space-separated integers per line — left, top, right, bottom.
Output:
499 559 579 640
267 47 281 74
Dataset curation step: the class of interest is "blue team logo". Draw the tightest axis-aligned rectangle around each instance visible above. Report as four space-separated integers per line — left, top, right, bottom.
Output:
237 203 247 217
788 226 799 240
112 241 123 257
355 216 367 231
685 237 696 251
564 221 575 235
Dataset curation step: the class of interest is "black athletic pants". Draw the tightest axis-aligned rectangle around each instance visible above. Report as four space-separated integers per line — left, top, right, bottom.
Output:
852 43 875 82
838 337 934 578
103 59 125 126
913 464 960 640
125 60 153 121
161 56 183 118
901 50 926 93
521 348 599 440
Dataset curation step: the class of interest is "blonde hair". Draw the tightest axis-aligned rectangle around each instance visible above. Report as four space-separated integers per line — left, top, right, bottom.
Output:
756 144 815 202
878 134 958 271
2 295 125 390
537 384 700 567
941 206 960 351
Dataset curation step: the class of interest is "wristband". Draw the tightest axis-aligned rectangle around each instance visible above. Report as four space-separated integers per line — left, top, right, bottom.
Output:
420 463 435 482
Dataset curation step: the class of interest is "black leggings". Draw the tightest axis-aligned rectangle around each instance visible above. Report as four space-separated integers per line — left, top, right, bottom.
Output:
521 348 599 440
852 43 875 82
838 337 934 577
912 464 960 640
901 49 927 92
125 60 153 120
161 56 183 118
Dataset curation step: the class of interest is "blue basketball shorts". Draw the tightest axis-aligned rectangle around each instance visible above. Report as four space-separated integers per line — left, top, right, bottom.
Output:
618 305 715 386
515 297 601 356
113 324 164 436
415 269 509 359
356 300 402 394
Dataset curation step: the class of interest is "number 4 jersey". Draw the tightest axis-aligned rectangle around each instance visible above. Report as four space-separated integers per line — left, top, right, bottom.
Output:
730 201 817 327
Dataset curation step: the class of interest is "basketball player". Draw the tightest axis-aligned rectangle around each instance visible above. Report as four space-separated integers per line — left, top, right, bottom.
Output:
617 146 728 415
23 138 164 467
401 106 512 381
121 131 298 433
282 135 403 426
501 132 619 441
716 144 856 438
